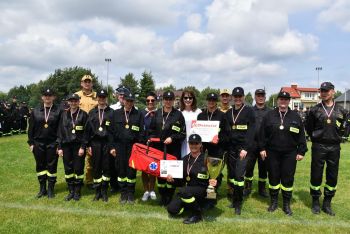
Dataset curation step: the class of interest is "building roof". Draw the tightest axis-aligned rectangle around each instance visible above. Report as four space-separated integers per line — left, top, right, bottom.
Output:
335 89 350 102
280 85 319 99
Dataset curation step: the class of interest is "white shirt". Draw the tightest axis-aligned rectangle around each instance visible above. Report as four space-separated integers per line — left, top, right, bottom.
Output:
110 102 122 110
181 108 202 158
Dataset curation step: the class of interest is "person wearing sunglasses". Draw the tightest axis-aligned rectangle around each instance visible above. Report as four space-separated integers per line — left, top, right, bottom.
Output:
140 92 158 202
148 90 186 206
180 89 201 157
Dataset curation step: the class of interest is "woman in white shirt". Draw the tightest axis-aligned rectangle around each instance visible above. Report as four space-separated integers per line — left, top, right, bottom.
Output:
180 89 201 157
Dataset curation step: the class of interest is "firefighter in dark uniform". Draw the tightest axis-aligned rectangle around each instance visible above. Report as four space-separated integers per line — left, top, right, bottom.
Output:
19 102 30 133
57 94 88 201
148 91 186 206
109 91 145 204
3 103 13 136
0 102 5 136
167 134 217 224
244 89 270 198
84 89 113 202
28 88 62 198
197 92 229 208
259 91 307 215
306 82 350 216
225 87 256 215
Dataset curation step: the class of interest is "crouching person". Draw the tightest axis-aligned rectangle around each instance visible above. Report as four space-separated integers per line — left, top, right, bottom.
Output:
166 134 217 224
57 94 88 201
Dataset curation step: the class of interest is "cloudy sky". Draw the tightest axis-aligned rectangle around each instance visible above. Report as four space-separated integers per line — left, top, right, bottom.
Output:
0 0 349 95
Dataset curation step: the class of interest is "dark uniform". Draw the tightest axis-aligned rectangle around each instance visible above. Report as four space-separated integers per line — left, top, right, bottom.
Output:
167 134 209 224
148 91 186 205
306 82 350 215
84 90 113 202
19 102 30 133
197 93 230 192
57 94 88 201
259 91 307 215
244 89 270 198
27 88 62 198
225 87 256 214
109 92 145 204
0 102 5 136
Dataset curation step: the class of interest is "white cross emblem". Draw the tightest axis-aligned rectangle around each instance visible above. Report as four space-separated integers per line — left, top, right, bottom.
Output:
101 90 104 93
47 89 49 92
283 92 286 95
237 89 239 92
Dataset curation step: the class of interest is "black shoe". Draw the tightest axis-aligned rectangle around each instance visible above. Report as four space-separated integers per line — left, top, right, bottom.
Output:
93 185 102 201
322 198 335 216
73 185 81 201
234 202 242 215
101 183 108 202
159 195 168 206
127 193 135 204
65 184 75 201
183 215 202 224
243 181 252 197
268 196 278 212
47 182 55 199
36 182 47 198
258 182 268 198
120 193 128 204
311 197 320 214
282 200 293 216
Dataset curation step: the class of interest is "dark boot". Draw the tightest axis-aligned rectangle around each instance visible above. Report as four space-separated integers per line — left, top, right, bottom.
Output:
282 197 293 216
234 185 243 215
235 201 242 215
127 193 135 204
65 183 75 201
47 181 56 199
36 181 47 198
93 184 102 201
311 197 320 214
268 194 278 212
243 180 252 197
322 196 335 216
73 184 82 201
101 182 108 202
183 213 202 224
119 192 128 204
258 181 268 198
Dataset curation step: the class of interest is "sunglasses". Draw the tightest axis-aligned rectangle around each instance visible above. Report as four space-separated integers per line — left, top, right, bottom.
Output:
146 99 155 103
183 96 193 101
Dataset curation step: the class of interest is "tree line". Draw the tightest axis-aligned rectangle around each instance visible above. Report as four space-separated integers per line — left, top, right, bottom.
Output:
2 66 342 109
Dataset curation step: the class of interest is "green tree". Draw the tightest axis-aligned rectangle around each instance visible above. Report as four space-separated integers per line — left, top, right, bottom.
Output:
7 85 31 103
267 93 278 108
334 90 342 99
0 91 7 101
245 92 253 105
139 71 156 104
120 73 139 95
160 84 176 92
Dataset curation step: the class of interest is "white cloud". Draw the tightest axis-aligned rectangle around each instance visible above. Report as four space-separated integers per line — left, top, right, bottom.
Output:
186 13 202 30
318 0 350 32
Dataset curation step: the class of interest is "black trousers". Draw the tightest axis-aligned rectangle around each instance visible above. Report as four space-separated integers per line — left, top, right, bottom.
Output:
227 148 247 202
91 140 110 184
167 186 206 216
62 143 85 185
33 143 58 183
20 117 28 131
117 142 136 194
245 145 267 182
310 143 340 198
266 149 297 199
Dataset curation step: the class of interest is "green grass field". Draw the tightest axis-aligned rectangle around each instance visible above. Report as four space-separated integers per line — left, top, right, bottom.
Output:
1 135 350 234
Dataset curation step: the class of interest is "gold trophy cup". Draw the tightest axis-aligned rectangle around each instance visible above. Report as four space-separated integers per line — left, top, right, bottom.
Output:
206 156 225 199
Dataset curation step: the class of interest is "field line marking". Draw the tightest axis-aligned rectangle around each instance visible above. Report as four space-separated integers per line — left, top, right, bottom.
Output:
1 202 350 228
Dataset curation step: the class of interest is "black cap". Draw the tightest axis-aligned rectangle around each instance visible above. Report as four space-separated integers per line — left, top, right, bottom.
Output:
320 82 334 91
188 134 202 143
115 86 129 95
66 93 80 101
163 91 175 99
277 91 291 99
232 87 244 96
206 92 218 101
42 88 54 96
124 91 135 101
97 89 108 98
255 89 266 95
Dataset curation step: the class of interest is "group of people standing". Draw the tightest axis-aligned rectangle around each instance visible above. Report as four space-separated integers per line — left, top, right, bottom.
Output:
26 74 350 224
0 97 29 136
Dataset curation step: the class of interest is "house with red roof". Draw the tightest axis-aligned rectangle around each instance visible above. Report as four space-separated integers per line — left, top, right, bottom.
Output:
280 84 320 110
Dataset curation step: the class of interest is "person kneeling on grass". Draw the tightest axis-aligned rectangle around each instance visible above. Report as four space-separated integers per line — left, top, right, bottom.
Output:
166 134 217 224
